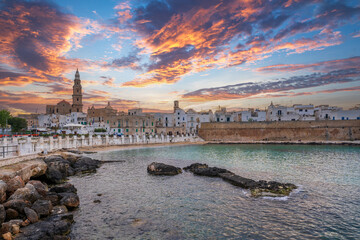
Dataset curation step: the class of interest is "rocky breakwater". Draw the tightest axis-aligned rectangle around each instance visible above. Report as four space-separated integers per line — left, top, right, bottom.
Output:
147 162 297 197
0 152 101 240
184 163 297 197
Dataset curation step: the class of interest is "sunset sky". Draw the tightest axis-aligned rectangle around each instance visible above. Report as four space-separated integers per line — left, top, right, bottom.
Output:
0 0 359 115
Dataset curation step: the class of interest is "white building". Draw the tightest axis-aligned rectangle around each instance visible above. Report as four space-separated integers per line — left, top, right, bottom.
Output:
70 112 87 125
241 110 266 122
267 103 316 121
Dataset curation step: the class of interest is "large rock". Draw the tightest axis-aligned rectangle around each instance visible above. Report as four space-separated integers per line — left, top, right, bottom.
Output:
60 152 81 165
183 163 209 172
8 185 40 203
193 167 232 177
0 205 5 225
186 163 298 197
219 173 258 188
14 213 73 240
59 193 79 208
6 176 24 196
3 199 31 214
5 208 19 220
0 181 7 203
31 200 53 218
27 180 48 197
43 192 59 206
42 155 74 183
72 156 101 173
147 162 182 176
24 207 39 223
49 183 77 194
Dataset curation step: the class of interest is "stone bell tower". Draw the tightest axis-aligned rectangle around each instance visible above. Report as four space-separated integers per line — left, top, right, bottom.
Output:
72 69 83 112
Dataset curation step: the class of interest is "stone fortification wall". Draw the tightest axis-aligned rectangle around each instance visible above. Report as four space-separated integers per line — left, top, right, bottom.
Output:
199 120 360 142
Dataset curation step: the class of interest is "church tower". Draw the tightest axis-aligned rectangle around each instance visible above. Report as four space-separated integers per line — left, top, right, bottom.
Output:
72 69 83 112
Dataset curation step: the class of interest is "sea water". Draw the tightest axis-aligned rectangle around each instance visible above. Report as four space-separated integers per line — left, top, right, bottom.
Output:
68 144 360 239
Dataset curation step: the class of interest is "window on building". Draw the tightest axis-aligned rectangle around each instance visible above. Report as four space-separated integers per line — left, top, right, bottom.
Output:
136 129 138 132
277 110 282 115
126 129 129 132
227 117 230 122
178 112 180 115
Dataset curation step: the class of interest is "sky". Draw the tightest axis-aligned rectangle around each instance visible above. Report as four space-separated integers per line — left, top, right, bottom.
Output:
0 0 359 115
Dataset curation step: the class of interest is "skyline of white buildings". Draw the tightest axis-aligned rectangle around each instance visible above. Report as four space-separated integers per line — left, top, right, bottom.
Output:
19 101 360 135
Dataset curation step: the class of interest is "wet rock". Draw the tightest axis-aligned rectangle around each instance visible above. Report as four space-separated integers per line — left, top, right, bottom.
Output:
3 200 31 214
0 181 7 203
49 183 77 194
0 205 5 224
51 205 68 215
43 192 59 206
31 200 53 218
27 181 48 197
218 173 258 189
59 193 79 208
186 163 298 197
72 156 101 173
14 213 73 240
24 207 39 223
43 155 74 184
6 176 24 196
5 209 18 221
183 163 209 172
147 162 182 176
193 167 232 177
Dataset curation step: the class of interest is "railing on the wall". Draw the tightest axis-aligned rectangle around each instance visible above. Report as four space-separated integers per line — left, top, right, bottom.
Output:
0 133 202 159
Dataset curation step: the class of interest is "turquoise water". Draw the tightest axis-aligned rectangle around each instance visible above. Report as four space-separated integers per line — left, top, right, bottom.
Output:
69 144 360 239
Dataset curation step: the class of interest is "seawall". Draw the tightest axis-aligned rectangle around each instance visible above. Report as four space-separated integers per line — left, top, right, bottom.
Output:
198 120 360 142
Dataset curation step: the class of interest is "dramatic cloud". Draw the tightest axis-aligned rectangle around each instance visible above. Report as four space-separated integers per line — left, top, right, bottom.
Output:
118 0 360 87
0 0 106 88
257 56 360 73
182 68 360 102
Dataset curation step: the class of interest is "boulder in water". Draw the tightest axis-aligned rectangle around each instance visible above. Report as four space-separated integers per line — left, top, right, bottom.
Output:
183 163 208 172
193 167 232 177
147 162 182 176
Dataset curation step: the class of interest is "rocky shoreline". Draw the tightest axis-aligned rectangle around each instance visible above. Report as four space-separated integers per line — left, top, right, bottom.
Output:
0 150 101 240
148 162 297 197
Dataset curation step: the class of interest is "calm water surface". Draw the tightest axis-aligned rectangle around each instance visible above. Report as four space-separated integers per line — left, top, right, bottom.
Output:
68 144 360 240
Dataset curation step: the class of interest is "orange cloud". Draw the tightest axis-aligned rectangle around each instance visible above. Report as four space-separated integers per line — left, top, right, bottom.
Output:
121 0 356 87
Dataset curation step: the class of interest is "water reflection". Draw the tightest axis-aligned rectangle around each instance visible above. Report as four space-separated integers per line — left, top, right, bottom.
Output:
69 144 360 239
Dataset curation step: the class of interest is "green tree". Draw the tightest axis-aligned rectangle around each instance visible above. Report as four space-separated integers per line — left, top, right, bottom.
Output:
8 117 27 132
0 109 11 128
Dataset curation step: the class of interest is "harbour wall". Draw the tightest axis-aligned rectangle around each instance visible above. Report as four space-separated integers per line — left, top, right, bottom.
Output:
198 120 360 142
